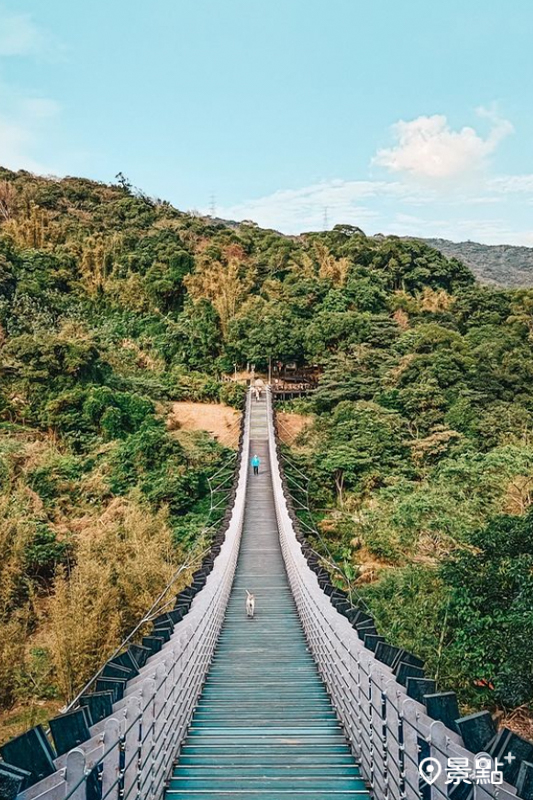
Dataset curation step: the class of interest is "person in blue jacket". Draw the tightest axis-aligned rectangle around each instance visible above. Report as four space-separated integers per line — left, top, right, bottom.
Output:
251 454 260 475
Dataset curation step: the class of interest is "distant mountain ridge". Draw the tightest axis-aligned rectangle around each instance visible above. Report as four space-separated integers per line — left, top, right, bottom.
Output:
418 237 533 288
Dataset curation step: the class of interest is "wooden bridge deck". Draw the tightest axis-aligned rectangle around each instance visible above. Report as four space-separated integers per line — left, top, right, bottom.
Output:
166 395 370 798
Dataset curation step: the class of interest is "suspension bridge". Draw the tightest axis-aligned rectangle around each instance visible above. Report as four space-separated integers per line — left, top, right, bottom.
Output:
1 390 530 800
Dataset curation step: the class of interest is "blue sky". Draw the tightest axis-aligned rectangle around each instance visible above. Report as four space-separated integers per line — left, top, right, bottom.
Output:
1 0 532 244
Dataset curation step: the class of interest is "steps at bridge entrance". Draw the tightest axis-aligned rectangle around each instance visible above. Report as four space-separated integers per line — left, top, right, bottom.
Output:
166 395 370 798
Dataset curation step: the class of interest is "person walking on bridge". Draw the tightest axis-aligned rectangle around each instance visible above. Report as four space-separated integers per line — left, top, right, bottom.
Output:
254 377 264 401
251 454 260 475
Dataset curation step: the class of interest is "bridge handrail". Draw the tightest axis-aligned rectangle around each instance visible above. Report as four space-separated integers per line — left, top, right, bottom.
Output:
266 388 519 800
18 394 252 800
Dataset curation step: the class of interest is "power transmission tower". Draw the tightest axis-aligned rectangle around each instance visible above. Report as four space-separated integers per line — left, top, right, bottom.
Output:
209 193 216 218
323 207 329 231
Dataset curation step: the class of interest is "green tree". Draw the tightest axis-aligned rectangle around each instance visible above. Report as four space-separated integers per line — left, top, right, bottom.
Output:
442 510 533 707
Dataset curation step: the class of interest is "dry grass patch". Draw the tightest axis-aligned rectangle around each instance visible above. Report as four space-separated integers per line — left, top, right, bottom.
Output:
48 497 182 702
277 412 313 445
168 401 240 447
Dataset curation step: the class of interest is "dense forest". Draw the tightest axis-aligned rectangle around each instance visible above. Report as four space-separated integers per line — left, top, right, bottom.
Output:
1 167 533 741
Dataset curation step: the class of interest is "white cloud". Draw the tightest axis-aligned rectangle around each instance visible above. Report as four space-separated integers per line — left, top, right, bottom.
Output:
373 109 513 181
445 219 533 246
489 174 533 194
0 10 44 57
0 8 66 173
461 195 501 205
221 109 525 238
0 84 61 173
19 97 60 119
214 171 533 247
0 114 48 172
386 213 533 247
218 179 423 233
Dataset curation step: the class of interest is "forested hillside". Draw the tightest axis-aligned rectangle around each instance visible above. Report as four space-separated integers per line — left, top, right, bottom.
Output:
1 167 533 739
421 237 533 288
0 168 243 741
